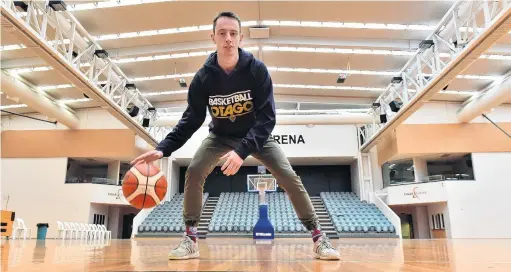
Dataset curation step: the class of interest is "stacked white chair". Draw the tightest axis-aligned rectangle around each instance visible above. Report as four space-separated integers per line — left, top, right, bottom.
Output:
56 221 111 241
13 218 32 240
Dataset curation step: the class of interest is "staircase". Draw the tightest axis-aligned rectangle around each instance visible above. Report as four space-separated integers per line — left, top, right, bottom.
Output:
311 196 338 239
198 196 219 239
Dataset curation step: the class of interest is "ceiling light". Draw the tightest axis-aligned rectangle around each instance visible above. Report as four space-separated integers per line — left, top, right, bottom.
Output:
274 84 385 92
268 67 397 76
67 0 175 11
39 84 74 91
0 104 28 110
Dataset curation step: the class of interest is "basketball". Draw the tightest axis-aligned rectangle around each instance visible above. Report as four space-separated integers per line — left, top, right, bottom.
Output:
122 162 167 209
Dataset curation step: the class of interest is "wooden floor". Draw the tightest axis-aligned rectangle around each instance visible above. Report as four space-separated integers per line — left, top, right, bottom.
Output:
2 237 511 271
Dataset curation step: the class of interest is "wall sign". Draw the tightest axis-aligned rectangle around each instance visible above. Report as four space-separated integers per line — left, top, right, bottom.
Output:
270 134 305 145
172 125 359 159
385 182 447 205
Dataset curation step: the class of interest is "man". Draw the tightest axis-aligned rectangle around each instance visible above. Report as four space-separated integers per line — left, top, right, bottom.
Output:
131 11 341 261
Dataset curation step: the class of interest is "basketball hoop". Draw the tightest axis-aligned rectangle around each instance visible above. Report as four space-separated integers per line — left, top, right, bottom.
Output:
247 174 276 204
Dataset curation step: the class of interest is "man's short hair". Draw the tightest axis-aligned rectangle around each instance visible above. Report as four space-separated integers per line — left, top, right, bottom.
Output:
213 11 242 33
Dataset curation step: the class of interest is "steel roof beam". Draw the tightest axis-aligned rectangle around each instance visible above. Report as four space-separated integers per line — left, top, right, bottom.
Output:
359 0 511 152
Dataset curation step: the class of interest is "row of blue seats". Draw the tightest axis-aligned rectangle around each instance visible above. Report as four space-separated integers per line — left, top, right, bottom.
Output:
139 192 396 236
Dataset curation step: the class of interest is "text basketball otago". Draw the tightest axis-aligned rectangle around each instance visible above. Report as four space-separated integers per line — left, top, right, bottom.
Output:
209 90 253 122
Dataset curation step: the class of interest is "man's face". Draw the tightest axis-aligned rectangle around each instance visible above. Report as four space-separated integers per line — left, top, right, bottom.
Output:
211 16 243 56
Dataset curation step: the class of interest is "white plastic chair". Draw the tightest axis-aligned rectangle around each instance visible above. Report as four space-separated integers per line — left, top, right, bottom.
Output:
56 221 67 239
63 222 76 239
88 224 101 240
94 224 106 241
78 223 88 240
13 218 32 240
99 225 111 240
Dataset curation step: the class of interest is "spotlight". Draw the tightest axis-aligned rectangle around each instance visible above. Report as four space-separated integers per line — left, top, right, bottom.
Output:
127 105 139 117
148 107 156 112
419 40 434 50
372 102 381 109
125 83 136 90
391 76 403 84
14 1 28 12
337 73 348 84
178 78 187 88
389 100 401 113
380 114 387 124
142 118 150 127
94 49 109 59
49 0 67 11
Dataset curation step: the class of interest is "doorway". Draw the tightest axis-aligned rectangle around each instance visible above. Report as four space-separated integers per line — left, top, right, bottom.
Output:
122 213 135 239
400 213 415 239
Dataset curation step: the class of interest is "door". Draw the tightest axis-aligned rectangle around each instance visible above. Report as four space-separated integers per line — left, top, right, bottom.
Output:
122 213 135 239
400 213 415 239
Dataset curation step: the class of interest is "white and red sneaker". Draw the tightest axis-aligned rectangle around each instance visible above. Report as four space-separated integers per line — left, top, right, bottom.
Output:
168 234 200 260
313 234 341 260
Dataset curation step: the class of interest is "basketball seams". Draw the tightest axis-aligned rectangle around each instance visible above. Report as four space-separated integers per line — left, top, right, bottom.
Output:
146 171 164 187
122 163 167 209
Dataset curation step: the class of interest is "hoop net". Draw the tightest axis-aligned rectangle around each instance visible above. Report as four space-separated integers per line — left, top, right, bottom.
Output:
247 174 276 204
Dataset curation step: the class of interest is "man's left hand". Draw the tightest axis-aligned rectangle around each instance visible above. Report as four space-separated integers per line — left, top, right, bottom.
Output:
220 151 243 176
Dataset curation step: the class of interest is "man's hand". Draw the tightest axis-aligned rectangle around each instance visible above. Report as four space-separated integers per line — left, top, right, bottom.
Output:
130 150 164 165
220 151 243 176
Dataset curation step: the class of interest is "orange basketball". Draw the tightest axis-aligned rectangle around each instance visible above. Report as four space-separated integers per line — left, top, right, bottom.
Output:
122 162 167 209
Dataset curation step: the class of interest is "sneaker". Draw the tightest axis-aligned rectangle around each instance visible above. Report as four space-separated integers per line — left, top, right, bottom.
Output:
313 234 340 260
168 234 200 260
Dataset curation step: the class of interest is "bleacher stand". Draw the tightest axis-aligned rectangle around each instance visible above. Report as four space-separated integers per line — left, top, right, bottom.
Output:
137 193 208 236
321 192 396 237
267 192 308 235
208 192 258 235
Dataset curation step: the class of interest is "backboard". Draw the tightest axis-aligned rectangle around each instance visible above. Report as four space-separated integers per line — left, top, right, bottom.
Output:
247 174 277 193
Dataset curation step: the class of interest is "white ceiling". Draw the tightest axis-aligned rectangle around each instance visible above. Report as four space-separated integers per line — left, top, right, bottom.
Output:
1 0 510 117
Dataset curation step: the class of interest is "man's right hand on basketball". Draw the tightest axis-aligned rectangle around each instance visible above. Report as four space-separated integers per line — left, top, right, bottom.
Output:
130 150 164 165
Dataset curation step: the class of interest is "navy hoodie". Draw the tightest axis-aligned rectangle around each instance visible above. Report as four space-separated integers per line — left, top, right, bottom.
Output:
155 48 276 160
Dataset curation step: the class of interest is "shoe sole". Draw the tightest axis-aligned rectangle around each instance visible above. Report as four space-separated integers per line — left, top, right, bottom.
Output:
168 251 200 260
314 253 340 260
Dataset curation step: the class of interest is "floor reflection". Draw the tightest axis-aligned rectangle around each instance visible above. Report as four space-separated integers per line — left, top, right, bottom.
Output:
1 237 510 271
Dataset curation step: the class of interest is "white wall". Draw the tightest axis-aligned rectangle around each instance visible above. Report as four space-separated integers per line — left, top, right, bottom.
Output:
168 159 181 199
370 146 383 191
1 108 128 131
404 102 511 124
350 160 360 198
171 125 359 159
445 152 511 238
1 158 94 238
415 206 430 239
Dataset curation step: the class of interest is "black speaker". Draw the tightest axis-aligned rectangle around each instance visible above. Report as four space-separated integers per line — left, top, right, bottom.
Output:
380 114 387 124
142 118 150 127
128 106 139 117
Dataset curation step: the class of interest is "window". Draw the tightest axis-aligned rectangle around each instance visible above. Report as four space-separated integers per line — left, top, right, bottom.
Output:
93 214 105 225
431 213 445 230
382 160 415 186
427 153 474 181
